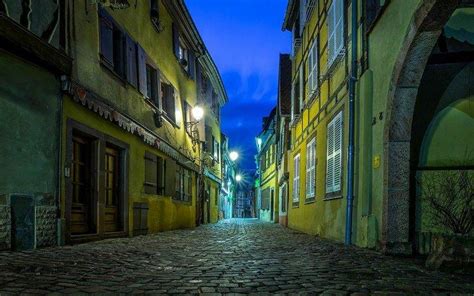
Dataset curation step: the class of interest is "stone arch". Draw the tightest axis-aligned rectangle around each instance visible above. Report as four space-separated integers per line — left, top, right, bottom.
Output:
382 0 461 254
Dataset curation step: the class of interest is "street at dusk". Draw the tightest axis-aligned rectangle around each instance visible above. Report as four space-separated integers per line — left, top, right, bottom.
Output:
1 219 472 294
0 0 473 294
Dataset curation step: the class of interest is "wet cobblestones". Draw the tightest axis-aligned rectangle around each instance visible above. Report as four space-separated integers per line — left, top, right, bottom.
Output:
0 219 472 295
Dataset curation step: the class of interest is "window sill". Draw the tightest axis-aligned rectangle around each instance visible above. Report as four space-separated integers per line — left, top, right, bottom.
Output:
162 113 180 129
172 198 192 205
325 49 346 79
304 198 316 204
99 57 127 87
292 202 300 208
324 192 343 201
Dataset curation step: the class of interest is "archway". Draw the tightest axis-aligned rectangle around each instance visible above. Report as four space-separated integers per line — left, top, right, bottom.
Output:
382 0 470 254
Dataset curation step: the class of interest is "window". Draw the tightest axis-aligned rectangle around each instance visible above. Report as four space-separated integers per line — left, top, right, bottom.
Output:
161 82 176 123
306 138 316 199
175 166 192 202
172 23 196 79
144 152 165 195
308 38 319 95
293 154 301 203
280 183 287 213
326 111 343 194
184 102 193 134
99 8 126 78
328 0 345 67
150 0 160 30
299 0 307 35
212 137 220 162
146 65 159 104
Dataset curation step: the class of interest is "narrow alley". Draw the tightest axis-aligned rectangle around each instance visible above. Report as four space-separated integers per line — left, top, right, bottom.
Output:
0 219 471 295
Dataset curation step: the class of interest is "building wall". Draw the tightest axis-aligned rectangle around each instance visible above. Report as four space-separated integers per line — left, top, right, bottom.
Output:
0 50 61 250
62 97 196 235
287 0 353 241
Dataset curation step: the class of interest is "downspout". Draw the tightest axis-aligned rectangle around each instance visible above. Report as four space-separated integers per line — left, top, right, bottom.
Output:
345 0 358 245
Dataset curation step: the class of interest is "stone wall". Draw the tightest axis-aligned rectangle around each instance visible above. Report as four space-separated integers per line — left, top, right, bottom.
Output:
0 206 11 250
35 206 57 248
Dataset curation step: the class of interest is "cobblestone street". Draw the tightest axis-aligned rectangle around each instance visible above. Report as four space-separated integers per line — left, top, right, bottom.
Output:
0 219 472 295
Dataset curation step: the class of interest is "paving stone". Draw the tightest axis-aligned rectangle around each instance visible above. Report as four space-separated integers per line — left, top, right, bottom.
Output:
0 219 472 294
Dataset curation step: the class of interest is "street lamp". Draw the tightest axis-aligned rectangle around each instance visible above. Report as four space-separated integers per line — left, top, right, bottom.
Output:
229 151 239 162
185 105 204 149
191 105 204 121
236 174 242 182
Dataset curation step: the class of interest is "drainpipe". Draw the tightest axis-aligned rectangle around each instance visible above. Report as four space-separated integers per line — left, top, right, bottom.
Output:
345 0 358 245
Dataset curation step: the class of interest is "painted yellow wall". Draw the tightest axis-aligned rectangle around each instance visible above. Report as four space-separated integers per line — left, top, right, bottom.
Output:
287 0 351 242
62 98 196 234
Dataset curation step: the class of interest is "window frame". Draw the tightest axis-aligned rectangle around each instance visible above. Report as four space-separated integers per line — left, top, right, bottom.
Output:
327 0 345 68
307 37 319 96
306 137 316 200
293 153 301 204
326 111 343 196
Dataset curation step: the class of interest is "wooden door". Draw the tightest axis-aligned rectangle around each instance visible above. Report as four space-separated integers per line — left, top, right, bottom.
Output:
71 136 94 234
104 146 121 232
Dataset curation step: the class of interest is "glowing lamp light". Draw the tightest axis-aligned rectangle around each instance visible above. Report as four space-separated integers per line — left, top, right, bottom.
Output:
192 105 204 121
236 174 242 182
256 138 262 146
229 151 239 162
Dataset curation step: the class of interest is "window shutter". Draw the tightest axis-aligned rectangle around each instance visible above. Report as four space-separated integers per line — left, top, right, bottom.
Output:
205 125 212 152
299 0 307 35
328 1 336 65
335 0 344 57
137 45 148 96
164 159 177 197
172 23 180 59
188 51 196 80
144 152 157 194
157 156 164 195
326 120 335 193
168 86 176 122
333 112 343 192
126 35 138 88
99 8 114 65
299 67 304 109
196 61 202 98
306 145 310 196
154 70 161 107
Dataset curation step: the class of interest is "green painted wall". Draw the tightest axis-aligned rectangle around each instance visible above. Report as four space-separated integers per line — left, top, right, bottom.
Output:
0 51 60 197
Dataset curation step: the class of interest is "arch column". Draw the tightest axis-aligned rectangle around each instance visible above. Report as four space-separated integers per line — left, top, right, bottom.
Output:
382 0 459 254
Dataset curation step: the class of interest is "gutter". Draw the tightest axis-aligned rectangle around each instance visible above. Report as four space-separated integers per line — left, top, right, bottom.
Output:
345 0 358 245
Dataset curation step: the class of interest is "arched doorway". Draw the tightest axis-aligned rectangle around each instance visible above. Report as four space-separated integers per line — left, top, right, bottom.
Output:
383 0 473 254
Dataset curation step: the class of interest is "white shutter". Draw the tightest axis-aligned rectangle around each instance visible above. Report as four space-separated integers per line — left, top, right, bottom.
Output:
300 0 307 35
326 111 343 193
326 119 335 193
293 154 300 202
327 1 336 66
335 0 344 58
311 139 316 197
306 138 316 198
306 142 311 197
308 39 318 94
333 112 343 192
299 67 304 108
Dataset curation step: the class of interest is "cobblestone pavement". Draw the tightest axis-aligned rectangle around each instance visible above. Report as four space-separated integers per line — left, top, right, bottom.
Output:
0 219 472 295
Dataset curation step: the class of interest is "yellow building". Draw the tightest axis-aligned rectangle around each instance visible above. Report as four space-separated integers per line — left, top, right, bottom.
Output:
256 108 279 223
282 0 352 240
59 0 226 244
283 0 474 255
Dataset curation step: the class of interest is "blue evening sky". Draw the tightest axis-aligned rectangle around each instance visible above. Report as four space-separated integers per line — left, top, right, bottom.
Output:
186 0 291 171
